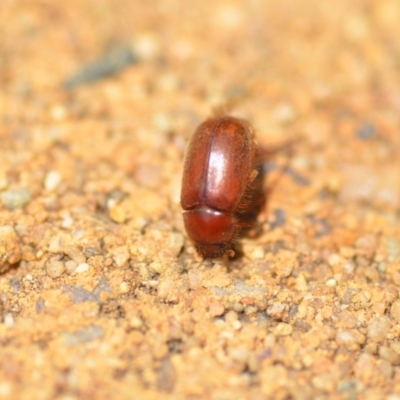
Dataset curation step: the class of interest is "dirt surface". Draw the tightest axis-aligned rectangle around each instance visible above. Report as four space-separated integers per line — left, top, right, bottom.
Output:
1 1 400 399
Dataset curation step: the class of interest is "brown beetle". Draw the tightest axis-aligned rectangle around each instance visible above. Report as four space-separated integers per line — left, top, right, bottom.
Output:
180 116 264 258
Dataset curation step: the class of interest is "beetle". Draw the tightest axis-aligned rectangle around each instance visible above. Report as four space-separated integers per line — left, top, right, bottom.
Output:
180 116 265 258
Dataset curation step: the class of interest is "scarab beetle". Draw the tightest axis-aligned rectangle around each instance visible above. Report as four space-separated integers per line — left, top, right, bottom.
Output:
180 116 263 258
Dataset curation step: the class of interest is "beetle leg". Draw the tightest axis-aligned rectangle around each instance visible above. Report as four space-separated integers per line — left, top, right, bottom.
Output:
226 249 235 258
248 168 259 183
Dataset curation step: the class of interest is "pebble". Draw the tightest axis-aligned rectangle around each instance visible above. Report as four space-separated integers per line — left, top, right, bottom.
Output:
4 313 14 328
157 279 178 303
274 102 297 123
61 215 74 229
326 278 337 287
378 345 400 365
340 246 356 259
390 300 400 324
327 253 343 268
367 316 391 342
225 310 238 324
63 246 86 264
65 260 77 274
355 235 377 259
209 302 225 317
384 286 399 303
232 320 242 330
148 261 165 274
75 263 89 273
112 246 130 268
46 260 65 278
44 170 62 191
132 32 160 60
232 302 244 313
273 323 293 336
108 204 126 223
228 347 249 371
266 303 286 319
128 315 143 329
119 281 131 294
0 225 21 272
0 187 31 209
166 232 184 257
336 329 365 349
50 104 68 120
295 274 308 291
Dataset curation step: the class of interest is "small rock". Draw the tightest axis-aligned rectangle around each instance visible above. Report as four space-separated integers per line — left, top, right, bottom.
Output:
228 347 249 372
132 32 161 61
75 263 89 273
65 260 77 274
0 225 22 273
119 281 131 294
273 322 293 336
266 303 286 320
327 253 343 268
108 204 126 223
336 329 365 349
157 279 178 303
63 246 86 264
225 310 239 324
204 272 232 288
1 187 31 209
367 316 391 342
295 274 308 291
148 261 165 274
128 315 143 329
379 345 400 365
112 246 130 268
188 269 203 289
384 286 399 303
326 278 337 287
232 303 244 313
355 234 377 260
44 171 62 191
340 246 356 259
3 313 14 328
390 300 400 324
47 235 62 253
209 301 225 317
46 260 65 279
166 232 184 257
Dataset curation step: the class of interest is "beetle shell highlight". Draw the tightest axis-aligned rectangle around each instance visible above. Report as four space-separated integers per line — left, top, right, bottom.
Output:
180 116 258 258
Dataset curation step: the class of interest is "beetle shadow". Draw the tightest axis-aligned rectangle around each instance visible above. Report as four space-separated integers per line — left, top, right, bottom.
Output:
231 141 306 261
230 162 269 261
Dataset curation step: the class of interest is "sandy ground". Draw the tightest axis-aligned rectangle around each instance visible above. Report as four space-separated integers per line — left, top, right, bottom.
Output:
1 0 400 399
